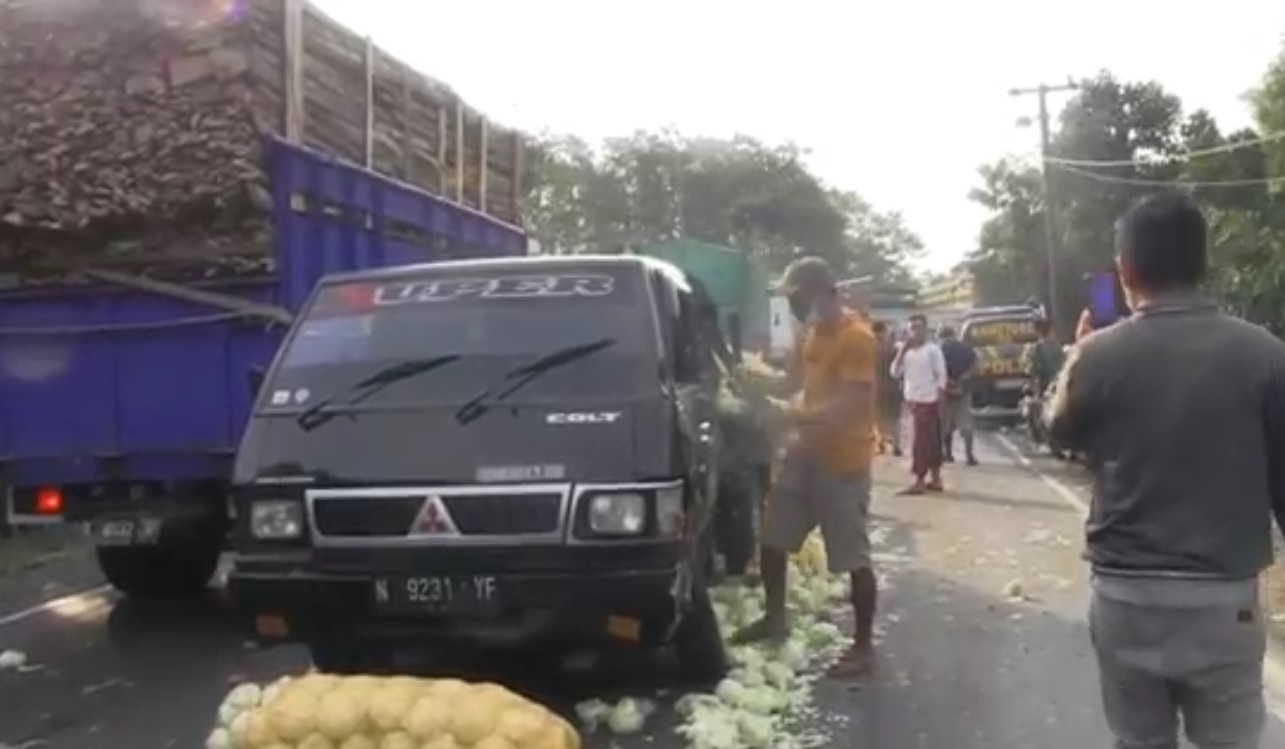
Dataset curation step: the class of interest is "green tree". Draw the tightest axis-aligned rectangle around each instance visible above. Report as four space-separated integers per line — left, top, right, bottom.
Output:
966 158 1047 306
969 48 1285 335
968 73 1190 330
524 131 923 282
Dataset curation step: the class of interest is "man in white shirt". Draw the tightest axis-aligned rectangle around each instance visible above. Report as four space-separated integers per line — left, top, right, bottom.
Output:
890 313 947 493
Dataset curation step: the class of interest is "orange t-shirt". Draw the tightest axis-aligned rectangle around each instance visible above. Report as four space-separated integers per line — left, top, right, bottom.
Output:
798 312 877 475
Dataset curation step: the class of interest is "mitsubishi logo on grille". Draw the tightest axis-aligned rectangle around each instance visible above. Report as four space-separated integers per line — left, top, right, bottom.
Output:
409 496 460 537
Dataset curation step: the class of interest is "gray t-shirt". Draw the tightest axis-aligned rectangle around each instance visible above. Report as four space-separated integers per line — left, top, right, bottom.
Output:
1048 294 1285 579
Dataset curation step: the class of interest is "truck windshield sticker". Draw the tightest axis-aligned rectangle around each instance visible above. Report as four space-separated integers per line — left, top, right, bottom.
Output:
965 319 1038 346
475 464 567 483
373 274 615 307
976 349 1025 377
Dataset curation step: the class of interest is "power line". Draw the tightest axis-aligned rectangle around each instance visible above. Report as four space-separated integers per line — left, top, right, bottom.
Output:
1043 130 1285 168
1051 162 1285 188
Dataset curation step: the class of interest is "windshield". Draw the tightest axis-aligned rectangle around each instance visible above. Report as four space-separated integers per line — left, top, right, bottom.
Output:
261 269 657 408
962 317 1040 347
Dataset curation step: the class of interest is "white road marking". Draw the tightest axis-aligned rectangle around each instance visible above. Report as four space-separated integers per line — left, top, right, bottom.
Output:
0 584 113 629
992 432 1089 516
992 431 1285 720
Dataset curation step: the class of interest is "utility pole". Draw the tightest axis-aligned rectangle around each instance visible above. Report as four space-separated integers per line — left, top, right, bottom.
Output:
1009 79 1079 325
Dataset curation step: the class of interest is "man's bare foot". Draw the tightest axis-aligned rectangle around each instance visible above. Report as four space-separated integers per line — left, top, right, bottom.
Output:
898 483 926 496
827 644 874 678
730 616 788 646
926 481 944 492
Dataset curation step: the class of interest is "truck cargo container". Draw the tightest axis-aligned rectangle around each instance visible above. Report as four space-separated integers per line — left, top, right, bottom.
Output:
0 138 526 598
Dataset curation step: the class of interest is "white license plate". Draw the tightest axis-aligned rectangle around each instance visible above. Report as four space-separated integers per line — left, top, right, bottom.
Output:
373 575 500 613
995 378 1027 390
87 518 161 546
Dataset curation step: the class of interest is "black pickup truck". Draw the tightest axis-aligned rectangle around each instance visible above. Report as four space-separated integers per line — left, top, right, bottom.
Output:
227 255 771 680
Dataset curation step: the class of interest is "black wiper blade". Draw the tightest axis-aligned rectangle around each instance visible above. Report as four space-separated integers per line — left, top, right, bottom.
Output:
295 354 461 432
454 338 616 426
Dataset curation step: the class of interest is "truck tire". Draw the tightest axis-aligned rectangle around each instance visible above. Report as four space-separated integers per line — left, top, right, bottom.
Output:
97 541 221 599
673 574 729 685
96 505 226 600
716 468 763 577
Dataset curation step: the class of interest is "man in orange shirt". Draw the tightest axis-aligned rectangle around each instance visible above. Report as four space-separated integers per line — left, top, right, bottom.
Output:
733 256 879 677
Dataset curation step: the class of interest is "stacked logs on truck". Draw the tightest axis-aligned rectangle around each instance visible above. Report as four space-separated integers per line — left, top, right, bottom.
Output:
0 0 524 283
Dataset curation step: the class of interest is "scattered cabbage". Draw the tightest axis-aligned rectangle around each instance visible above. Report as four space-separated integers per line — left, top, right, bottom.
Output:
574 530 854 749
0 649 28 670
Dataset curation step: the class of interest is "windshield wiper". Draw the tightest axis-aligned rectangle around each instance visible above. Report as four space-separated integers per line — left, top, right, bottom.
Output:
295 354 462 432
454 338 616 426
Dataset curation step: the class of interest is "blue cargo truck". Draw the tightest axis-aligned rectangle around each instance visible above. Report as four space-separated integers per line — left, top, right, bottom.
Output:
0 138 526 598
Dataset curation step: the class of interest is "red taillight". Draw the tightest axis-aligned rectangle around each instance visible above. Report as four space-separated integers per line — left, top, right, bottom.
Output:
336 283 375 313
35 487 63 515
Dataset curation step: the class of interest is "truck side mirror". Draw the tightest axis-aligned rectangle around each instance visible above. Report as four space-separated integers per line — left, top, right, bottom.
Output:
247 366 266 398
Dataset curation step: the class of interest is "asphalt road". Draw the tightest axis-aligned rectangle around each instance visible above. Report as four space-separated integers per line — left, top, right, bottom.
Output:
3 433 1285 749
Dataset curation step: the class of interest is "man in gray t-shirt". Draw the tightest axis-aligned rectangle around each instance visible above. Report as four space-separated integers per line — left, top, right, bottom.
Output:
1049 193 1285 749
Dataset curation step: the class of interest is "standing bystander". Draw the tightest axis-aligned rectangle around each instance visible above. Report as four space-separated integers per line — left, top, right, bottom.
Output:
1022 318 1065 395
872 321 903 456
733 256 879 678
890 314 946 494
1048 193 1285 749
937 324 978 466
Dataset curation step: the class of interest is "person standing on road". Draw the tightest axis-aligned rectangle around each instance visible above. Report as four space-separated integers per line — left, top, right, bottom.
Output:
937 324 978 466
890 313 946 494
1022 318 1065 395
734 256 879 678
872 321 903 456
1048 193 1285 749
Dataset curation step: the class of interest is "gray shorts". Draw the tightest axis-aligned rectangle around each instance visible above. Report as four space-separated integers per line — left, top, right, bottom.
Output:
1089 575 1266 749
944 394 972 431
760 453 872 573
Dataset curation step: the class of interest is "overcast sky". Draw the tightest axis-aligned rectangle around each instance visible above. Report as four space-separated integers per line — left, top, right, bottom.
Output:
313 0 1285 272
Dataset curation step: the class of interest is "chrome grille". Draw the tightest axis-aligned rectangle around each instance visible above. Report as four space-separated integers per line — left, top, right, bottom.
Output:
307 485 571 547
441 494 561 534
313 497 420 537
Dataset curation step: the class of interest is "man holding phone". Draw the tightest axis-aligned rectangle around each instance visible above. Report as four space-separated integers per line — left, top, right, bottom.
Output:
1049 194 1285 748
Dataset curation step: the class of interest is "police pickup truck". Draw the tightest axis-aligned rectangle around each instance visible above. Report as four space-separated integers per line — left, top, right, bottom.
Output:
960 304 1044 421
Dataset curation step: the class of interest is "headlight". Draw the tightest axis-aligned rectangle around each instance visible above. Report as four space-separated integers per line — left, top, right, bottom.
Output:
587 493 647 536
655 485 684 536
249 500 304 540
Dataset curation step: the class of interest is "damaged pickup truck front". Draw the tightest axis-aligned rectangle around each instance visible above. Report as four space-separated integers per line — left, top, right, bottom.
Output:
228 255 750 681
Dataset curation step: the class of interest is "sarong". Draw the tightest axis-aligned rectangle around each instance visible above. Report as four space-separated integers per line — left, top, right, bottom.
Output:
909 401 942 477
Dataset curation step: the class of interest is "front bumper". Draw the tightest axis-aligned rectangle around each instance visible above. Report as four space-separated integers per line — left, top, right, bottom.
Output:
971 405 1022 419
228 550 682 647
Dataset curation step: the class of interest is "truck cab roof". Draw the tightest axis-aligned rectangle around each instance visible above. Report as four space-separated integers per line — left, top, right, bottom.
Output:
963 304 1043 322
320 254 692 290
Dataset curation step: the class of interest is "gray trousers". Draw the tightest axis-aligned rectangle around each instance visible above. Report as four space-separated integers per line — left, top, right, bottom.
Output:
1089 575 1266 749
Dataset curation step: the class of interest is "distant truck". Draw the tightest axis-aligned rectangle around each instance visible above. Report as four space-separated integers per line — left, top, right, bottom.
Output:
767 277 919 360
635 240 771 357
960 304 1045 421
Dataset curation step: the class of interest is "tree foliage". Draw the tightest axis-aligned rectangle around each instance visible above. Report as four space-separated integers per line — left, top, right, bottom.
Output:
523 131 923 281
968 62 1285 334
